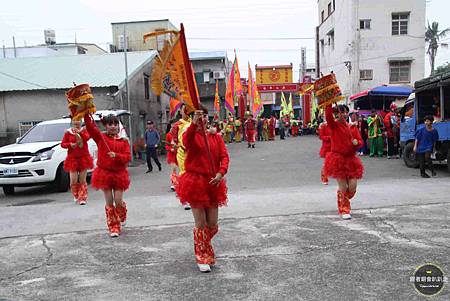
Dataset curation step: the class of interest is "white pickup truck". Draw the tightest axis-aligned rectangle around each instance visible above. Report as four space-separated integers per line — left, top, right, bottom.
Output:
0 110 129 195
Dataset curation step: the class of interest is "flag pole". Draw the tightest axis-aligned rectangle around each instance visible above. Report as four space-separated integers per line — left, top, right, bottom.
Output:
179 24 215 176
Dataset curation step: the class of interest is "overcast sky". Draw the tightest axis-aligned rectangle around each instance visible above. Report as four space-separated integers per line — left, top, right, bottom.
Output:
1 0 449 80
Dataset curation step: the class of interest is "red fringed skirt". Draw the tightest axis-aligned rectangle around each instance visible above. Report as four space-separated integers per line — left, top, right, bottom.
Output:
246 130 256 143
64 155 94 172
91 167 130 191
319 148 330 158
167 152 177 165
176 172 228 208
324 152 364 180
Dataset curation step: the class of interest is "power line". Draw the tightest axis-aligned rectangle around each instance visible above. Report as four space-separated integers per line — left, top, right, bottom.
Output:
0 70 52 90
187 37 315 40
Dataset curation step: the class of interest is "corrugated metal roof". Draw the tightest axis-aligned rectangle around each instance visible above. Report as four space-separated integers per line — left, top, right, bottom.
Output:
0 51 157 92
189 51 228 60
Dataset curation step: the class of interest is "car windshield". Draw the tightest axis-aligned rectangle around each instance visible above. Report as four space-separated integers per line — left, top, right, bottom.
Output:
19 123 70 143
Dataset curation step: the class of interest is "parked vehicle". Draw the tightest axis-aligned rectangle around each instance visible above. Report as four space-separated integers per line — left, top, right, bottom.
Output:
0 110 129 195
400 72 450 171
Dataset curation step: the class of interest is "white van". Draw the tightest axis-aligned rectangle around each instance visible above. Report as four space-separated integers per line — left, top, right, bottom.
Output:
0 110 129 195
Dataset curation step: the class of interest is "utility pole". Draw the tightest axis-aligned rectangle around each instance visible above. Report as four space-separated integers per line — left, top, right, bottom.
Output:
12 36 16 58
123 25 134 163
2 41 6 58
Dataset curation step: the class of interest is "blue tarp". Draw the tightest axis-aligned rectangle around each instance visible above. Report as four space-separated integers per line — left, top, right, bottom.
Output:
368 85 413 97
271 105 301 110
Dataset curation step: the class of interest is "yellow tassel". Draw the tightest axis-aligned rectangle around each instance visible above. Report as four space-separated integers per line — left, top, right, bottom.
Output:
150 38 178 96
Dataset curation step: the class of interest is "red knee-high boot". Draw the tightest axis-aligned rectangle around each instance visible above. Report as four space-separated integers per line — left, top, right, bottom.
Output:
116 201 127 226
193 227 212 265
347 190 356 201
337 190 345 215
77 183 88 205
70 183 80 203
105 205 121 237
321 167 328 185
205 225 218 265
170 170 178 191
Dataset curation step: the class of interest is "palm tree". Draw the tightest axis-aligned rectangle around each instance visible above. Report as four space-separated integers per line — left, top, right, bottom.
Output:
426 21 450 76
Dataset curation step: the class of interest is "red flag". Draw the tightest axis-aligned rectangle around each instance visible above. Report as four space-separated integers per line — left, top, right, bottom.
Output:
225 63 235 115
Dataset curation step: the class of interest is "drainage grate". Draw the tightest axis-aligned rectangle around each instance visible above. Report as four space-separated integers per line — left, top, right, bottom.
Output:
9 199 55 206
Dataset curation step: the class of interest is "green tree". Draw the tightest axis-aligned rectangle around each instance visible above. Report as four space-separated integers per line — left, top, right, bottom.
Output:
426 21 450 76
435 62 450 75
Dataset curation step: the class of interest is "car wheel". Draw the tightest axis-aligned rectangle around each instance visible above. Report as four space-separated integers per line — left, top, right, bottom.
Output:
54 164 70 192
403 141 419 168
2 185 14 195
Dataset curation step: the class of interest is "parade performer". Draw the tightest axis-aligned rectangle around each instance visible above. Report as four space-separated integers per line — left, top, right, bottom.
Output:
244 111 257 148
61 119 93 205
291 120 300 137
324 104 364 219
268 115 276 140
262 118 269 141
165 126 178 191
234 118 243 142
318 121 331 185
170 104 192 210
177 107 230 273
367 110 384 157
84 112 131 237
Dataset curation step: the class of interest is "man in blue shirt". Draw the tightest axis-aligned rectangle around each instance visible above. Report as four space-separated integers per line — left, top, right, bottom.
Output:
414 115 439 178
144 121 161 173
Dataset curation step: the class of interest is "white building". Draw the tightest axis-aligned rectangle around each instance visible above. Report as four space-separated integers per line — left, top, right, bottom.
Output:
316 0 425 98
1 43 107 59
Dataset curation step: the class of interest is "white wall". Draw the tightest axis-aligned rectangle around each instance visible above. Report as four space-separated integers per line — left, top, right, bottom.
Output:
317 0 425 97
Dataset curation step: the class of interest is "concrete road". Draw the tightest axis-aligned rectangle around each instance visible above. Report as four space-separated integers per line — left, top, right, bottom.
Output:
0 136 449 300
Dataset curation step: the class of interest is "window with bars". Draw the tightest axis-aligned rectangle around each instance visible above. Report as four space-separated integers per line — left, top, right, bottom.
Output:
360 70 373 80
18 121 41 137
144 75 150 99
328 31 335 50
360 19 371 30
389 61 411 83
392 13 409 35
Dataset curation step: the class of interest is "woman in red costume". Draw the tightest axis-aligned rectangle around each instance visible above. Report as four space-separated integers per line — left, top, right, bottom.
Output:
244 111 257 148
318 121 331 185
176 107 230 273
268 115 276 140
165 126 178 192
84 113 131 237
61 119 93 205
324 104 364 220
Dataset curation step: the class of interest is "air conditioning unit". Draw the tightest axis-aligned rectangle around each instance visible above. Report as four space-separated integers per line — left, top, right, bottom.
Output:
213 71 225 79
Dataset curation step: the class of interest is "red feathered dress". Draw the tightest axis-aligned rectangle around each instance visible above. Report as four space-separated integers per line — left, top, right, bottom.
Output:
318 123 331 158
324 105 364 179
176 123 230 208
165 132 177 165
84 114 131 191
318 122 331 184
244 118 257 143
61 128 93 172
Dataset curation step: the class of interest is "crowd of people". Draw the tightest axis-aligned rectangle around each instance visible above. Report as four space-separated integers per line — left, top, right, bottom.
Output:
64 84 438 274
351 104 401 159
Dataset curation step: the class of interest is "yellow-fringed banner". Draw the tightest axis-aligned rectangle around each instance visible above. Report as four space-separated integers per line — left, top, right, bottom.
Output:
143 24 199 114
